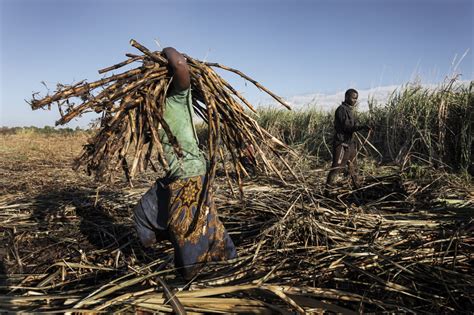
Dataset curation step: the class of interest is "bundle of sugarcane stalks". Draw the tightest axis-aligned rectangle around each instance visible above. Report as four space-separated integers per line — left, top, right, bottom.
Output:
29 39 293 192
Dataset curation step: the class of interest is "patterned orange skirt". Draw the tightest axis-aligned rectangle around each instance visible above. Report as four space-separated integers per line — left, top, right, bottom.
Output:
134 175 236 280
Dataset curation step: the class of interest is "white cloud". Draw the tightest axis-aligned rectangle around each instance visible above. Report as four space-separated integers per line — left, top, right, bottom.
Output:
259 80 471 112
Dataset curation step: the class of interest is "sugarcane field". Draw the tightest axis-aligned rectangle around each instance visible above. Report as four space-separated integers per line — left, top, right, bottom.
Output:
0 33 472 314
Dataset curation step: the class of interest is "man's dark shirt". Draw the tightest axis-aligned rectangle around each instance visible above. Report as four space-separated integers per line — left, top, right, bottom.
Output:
333 102 360 145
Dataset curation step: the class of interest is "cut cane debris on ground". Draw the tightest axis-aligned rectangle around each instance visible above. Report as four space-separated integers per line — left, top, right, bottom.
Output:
1 132 472 313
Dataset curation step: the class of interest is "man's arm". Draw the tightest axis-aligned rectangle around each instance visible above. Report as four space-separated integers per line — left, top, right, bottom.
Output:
162 47 190 92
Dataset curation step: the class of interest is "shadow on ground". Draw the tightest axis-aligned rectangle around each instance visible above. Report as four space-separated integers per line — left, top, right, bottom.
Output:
24 186 165 274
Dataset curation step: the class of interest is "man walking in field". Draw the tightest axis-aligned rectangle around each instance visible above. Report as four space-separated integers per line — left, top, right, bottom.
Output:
325 89 370 194
133 47 236 280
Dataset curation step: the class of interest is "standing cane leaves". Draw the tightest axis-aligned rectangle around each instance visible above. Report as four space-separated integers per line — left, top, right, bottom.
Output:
30 39 294 188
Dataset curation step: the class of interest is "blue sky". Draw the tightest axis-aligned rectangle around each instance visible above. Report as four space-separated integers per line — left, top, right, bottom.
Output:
1 0 472 127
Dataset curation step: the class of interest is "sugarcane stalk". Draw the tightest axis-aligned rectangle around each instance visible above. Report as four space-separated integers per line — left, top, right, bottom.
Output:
98 56 144 74
204 62 291 110
130 39 168 64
